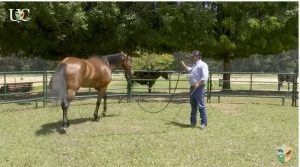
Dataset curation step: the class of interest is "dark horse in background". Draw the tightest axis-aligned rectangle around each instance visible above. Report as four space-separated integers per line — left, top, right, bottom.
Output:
129 71 169 93
277 73 298 91
49 52 133 133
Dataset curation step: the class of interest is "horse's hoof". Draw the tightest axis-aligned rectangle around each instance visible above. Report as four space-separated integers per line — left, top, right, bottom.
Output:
58 127 67 134
102 113 106 117
93 116 99 121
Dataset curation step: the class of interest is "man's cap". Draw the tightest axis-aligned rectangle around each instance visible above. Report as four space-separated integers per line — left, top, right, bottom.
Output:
191 50 202 58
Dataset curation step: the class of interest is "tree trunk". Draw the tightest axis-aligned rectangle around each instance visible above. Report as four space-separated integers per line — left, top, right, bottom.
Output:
222 53 231 90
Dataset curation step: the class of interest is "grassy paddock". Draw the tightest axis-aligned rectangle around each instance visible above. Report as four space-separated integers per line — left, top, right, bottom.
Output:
0 98 298 167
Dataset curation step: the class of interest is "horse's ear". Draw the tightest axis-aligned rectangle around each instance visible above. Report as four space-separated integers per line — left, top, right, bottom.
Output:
121 51 127 59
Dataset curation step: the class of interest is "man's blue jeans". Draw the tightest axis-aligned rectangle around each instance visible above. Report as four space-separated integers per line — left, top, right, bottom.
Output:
190 86 207 126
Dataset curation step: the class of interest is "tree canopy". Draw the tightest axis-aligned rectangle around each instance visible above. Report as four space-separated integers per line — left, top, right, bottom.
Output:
0 2 297 77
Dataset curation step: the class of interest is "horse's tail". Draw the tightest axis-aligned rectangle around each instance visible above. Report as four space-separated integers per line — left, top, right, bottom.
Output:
49 63 67 101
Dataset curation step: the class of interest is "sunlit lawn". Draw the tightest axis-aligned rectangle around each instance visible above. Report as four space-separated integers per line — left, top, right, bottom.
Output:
0 97 297 167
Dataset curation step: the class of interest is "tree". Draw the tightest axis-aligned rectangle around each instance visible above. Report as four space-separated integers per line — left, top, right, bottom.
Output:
132 51 174 70
0 2 90 59
0 2 297 78
0 2 123 59
117 2 297 88
203 2 298 89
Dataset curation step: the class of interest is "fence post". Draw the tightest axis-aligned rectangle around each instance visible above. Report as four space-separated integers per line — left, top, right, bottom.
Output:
207 73 212 103
43 70 48 107
43 71 45 106
126 74 132 102
169 73 171 94
4 73 7 100
292 73 298 107
250 73 253 95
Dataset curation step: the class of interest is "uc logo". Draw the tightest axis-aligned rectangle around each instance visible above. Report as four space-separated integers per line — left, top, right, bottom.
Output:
9 9 30 22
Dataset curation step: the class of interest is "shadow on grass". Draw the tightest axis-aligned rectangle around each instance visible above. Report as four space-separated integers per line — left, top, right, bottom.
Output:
165 121 191 128
35 118 92 136
35 114 118 136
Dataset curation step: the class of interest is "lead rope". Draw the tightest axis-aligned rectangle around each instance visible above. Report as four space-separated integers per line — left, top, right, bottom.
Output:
135 72 181 113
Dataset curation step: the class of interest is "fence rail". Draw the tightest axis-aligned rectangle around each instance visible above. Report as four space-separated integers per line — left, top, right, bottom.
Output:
0 71 298 107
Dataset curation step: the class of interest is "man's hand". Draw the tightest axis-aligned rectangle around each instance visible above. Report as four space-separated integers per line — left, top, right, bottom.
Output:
181 61 185 66
181 61 188 71
194 81 200 88
194 81 203 88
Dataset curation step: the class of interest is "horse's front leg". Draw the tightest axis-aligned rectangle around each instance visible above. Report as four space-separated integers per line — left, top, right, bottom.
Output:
102 94 107 116
147 81 151 93
148 81 155 93
278 82 282 91
94 95 102 121
94 87 108 120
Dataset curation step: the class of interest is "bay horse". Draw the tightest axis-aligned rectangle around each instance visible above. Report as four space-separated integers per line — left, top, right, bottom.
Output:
49 52 133 133
277 73 297 91
129 71 169 93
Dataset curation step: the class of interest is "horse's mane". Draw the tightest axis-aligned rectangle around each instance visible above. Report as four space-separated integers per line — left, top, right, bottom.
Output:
96 53 124 65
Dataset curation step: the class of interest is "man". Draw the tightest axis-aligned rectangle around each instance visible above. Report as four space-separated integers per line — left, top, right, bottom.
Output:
181 50 209 130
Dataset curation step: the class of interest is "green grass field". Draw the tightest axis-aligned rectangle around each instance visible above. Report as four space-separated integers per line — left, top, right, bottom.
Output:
0 98 297 167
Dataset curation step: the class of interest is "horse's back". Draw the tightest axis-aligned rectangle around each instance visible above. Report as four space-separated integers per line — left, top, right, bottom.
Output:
132 71 166 86
59 57 87 90
61 57 87 71
59 56 111 89
278 73 297 82
86 57 112 88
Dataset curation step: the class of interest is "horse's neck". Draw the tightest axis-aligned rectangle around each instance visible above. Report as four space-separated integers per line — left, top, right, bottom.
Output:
105 55 123 71
109 64 117 71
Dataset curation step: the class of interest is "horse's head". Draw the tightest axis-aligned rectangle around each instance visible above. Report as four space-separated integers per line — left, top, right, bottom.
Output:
121 52 134 78
161 72 169 80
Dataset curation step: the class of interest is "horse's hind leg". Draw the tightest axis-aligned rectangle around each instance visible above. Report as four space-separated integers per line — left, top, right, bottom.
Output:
60 89 76 133
61 97 70 128
102 93 107 116
148 86 151 93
